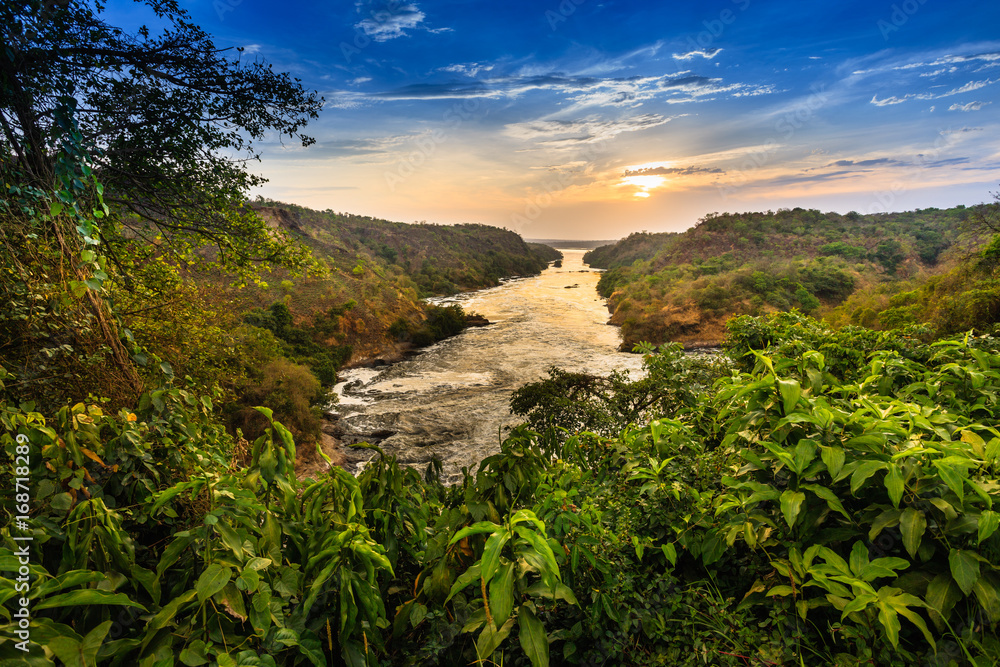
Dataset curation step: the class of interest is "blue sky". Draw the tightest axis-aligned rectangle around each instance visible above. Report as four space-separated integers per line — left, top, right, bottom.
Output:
125 0 1000 238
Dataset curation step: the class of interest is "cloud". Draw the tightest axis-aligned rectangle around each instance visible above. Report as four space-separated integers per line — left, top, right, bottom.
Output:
919 67 958 77
949 101 992 112
942 79 997 95
826 158 903 168
622 166 723 176
672 48 722 61
504 114 677 147
855 50 1000 76
893 50 1000 72
285 134 414 159
338 71 774 108
439 63 495 78
870 79 997 107
348 77 372 85
354 1 447 41
870 94 917 106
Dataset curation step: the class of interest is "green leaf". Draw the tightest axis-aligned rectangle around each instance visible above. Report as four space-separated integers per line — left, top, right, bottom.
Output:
49 620 112 667
979 510 999 545
481 529 512 583
140 590 197 652
925 573 962 626
899 508 926 559
933 460 966 504
851 461 887 495
195 564 232 604
820 446 845 479
884 464 904 508
949 549 980 596
869 508 901 541
849 541 870 577
801 483 850 520
220 582 247 621
446 563 482 603
518 605 550 667
791 439 817 476
215 521 245 558
972 573 1000 623
777 379 802 415
50 492 73 511
476 616 515 659
875 599 902 648
887 591 936 651
448 521 501 546
514 526 560 588
489 562 515 627
662 542 677 566
780 490 806 528
35 590 146 611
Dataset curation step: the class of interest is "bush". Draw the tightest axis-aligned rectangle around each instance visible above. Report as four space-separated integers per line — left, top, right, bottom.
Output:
230 358 322 443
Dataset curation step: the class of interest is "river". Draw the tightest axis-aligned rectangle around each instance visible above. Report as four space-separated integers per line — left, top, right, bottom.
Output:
331 248 644 483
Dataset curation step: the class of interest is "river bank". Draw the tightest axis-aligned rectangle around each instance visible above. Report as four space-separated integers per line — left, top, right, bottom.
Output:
309 249 643 483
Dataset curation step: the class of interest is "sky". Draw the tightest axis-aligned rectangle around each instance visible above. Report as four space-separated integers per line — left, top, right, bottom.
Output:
117 0 1000 239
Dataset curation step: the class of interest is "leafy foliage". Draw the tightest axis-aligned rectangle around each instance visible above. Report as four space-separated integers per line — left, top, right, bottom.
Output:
4 317 998 665
585 206 972 348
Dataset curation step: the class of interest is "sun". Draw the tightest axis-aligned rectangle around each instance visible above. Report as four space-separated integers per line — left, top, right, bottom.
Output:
621 174 667 198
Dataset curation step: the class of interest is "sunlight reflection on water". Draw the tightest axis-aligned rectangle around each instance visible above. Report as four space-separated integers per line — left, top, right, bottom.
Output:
332 249 643 483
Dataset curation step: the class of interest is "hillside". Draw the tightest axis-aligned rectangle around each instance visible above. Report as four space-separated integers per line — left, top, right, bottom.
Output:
584 205 975 348
97 202 562 451
256 201 561 296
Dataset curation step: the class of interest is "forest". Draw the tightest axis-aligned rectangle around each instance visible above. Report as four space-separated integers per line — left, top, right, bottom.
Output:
584 205 995 349
1 1 998 665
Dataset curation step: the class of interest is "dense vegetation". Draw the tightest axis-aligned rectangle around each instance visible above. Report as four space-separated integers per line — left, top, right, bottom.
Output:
2 2 997 665
3 313 999 665
585 206 978 349
257 202 561 298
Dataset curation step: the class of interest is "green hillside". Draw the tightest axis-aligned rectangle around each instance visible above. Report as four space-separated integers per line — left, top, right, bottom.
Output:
257 201 560 296
584 206 976 349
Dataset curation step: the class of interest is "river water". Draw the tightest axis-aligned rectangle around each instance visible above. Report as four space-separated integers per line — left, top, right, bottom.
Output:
332 249 643 483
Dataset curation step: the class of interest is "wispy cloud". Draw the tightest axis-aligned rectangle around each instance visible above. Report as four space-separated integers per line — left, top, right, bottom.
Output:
870 78 998 106
825 158 903 168
328 71 775 108
354 1 448 41
623 165 724 176
672 48 723 61
853 49 1000 76
504 114 678 148
950 100 991 111
439 63 495 77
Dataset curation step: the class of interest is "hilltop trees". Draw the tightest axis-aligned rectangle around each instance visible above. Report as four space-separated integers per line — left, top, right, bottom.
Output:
0 0 322 274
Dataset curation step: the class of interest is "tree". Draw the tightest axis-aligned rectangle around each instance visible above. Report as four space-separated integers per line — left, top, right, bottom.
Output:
0 0 323 276
0 0 323 408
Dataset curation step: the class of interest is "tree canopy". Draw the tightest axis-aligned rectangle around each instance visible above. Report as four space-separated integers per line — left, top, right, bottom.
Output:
0 0 323 273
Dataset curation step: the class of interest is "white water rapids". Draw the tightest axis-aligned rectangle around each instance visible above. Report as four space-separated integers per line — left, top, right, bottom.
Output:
331 249 643 483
